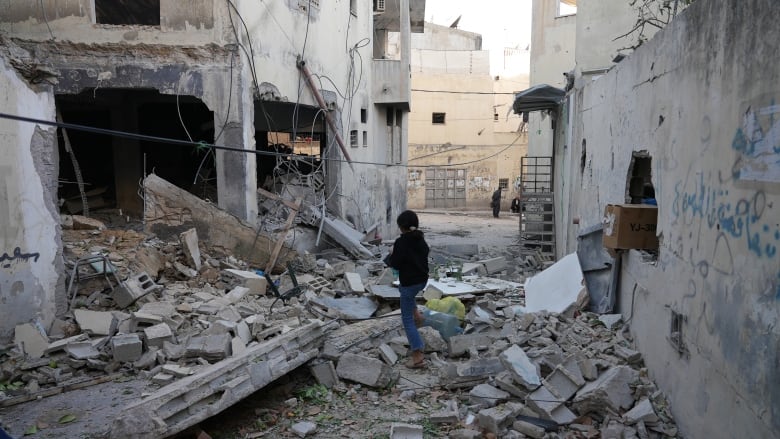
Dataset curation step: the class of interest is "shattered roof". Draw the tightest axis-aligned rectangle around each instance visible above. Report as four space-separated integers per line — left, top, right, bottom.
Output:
511 84 566 114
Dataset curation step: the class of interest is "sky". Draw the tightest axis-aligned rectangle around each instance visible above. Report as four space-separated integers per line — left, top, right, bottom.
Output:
424 0 533 75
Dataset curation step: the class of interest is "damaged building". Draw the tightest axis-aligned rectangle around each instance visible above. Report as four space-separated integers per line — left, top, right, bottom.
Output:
0 0 425 342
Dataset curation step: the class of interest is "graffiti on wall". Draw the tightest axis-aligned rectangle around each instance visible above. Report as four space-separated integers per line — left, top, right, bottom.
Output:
731 102 780 182
0 247 40 269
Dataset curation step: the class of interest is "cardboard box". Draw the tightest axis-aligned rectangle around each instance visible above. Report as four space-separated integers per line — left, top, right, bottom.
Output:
602 204 658 250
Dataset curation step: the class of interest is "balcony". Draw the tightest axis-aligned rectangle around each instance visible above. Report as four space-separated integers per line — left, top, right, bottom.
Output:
372 59 410 109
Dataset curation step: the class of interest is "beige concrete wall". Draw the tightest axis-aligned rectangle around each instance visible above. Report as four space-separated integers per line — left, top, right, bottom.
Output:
0 54 63 343
528 0 576 157
557 1 780 437
574 0 639 75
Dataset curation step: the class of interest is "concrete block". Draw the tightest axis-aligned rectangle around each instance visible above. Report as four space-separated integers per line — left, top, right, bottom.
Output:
225 286 250 304
185 333 232 362
578 358 599 380
162 341 185 360
179 228 201 270
231 337 246 357
74 309 118 336
389 423 423 439
449 333 492 357
613 345 642 364
336 352 396 388
14 323 49 359
114 272 160 308
499 344 541 390
544 356 586 400
309 360 340 388
379 343 398 365
477 404 515 434
112 334 143 362
479 256 507 274
222 269 268 295
418 326 448 353
495 371 529 398
291 421 317 437
513 420 546 439
138 302 176 319
236 320 251 344
134 347 159 370
623 398 659 424
143 323 173 348
573 366 639 414
460 262 484 276
344 272 365 293
469 383 509 408
65 341 101 360
429 410 459 424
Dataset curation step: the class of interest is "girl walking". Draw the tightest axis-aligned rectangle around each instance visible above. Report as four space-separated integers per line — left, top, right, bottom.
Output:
386 210 429 368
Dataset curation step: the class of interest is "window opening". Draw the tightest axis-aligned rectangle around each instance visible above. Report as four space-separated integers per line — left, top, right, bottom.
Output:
362 131 368 147
350 130 358 148
557 0 577 16
395 109 402 127
386 108 394 126
498 178 509 190
361 108 367 123
432 112 446 124
95 0 161 26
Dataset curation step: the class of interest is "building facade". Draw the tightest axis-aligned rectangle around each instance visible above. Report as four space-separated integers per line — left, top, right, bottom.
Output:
405 22 528 211
0 0 424 341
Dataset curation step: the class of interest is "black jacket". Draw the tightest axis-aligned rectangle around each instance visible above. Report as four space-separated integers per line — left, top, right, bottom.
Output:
387 232 429 286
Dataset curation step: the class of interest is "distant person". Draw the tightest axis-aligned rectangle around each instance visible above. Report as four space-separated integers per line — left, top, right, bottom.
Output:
385 210 429 369
491 187 502 218
642 183 657 205
510 195 521 213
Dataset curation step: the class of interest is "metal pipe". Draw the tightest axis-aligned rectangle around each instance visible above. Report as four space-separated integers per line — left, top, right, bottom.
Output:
296 58 354 168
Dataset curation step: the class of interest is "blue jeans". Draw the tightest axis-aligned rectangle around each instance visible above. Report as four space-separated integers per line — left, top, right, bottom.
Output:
399 282 426 352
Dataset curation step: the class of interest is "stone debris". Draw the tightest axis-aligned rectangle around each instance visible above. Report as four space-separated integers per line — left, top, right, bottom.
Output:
389 422 423 439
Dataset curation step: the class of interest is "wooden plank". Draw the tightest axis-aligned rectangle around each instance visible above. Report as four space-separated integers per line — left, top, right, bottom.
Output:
256 187 302 211
265 198 303 273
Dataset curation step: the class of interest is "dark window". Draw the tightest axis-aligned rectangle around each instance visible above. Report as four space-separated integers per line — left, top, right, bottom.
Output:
386 108 394 126
362 131 368 147
350 130 358 148
498 178 509 190
95 0 161 26
395 109 402 127
361 108 367 123
432 112 446 124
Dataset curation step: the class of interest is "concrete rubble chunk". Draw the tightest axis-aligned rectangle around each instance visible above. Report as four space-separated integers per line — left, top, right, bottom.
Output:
623 398 659 425
14 323 49 359
309 361 340 388
112 333 143 362
449 333 492 357
418 326 448 353
449 429 482 439
179 228 202 271
222 269 268 295
429 410 459 424
336 352 396 388
231 337 247 357
74 309 118 336
138 302 176 319
45 334 89 355
344 272 365 293
499 344 541 390
161 364 193 378
478 256 507 274
144 323 174 348
469 383 510 407
455 357 505 378
113 272 160 308
72 214 106 230
599 314 623 330
379 343 398 365
524 253 589 316
513 420 546 439
389 422 423 439
477 403 523 434
152 373 174 385
185 333 232 362
578 358 599 381
573 365 640 414
321 216 374 259
65 341 101 360
225 286 250 304
291 421 317 438
613 344 642 363
313 296 378 320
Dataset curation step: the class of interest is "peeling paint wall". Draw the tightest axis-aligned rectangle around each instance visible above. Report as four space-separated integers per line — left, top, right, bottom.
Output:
557 0 780 437
0 56 62 343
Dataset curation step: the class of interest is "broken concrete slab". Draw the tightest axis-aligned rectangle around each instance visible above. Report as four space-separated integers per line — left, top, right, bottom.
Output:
291 421 317 437
368 283 400 299
389 422 423 439
573 365 640 414
513 420 546 439
448 333 492 357
469 383 509 407
143 323 174 348
72 215 106 230
312 297 378 320
143 174 295 272
179 228 202 271
185 333 232 362
321 216 374 259
321 311 402 360
74 309 118 336
65 342 101 360
109 320 329 439
14 323 49 359
344 272 365 293
111 334 143 362
309 360 340 388
476 402 524 434
524 253 589 316
379 343 398 365
499 345 541 390
478 257 507 274
418 326 448 353
45 334 89 355
336 353 396 388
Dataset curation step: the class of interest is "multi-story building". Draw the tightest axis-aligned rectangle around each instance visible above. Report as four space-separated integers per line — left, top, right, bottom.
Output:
0 0 424 341
403 22 529 210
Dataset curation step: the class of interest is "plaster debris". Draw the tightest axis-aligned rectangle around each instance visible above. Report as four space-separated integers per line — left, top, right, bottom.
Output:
524 253 589 316
179 228 202 271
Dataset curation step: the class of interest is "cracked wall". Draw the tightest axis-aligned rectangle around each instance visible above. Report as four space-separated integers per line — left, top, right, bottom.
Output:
557 0 780 437
0 55 62 343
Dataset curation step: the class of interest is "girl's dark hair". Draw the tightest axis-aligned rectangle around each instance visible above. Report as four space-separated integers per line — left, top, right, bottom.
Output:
397 210 424 238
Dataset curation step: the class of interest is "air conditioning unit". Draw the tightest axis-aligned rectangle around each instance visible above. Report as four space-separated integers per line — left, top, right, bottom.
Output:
374 0 385 13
